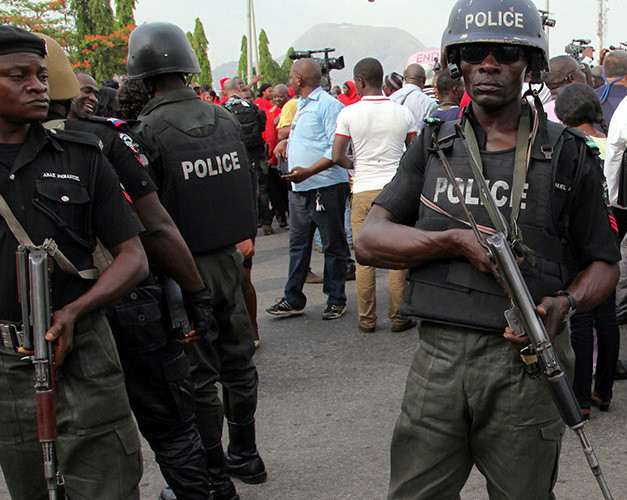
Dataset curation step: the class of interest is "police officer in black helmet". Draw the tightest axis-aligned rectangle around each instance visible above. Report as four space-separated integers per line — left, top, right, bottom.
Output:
127 22 265 500
356 0 620 498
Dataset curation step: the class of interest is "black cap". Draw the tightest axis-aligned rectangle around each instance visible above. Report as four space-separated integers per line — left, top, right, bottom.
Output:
0 25 47 57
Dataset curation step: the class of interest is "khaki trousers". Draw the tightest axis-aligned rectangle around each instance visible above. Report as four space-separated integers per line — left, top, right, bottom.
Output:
351 190 408 329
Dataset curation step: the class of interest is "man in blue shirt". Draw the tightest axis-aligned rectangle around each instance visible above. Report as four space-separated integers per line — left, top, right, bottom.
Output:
268 58 350 320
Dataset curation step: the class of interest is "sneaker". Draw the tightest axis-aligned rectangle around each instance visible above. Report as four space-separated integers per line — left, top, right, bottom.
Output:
266 298 304 316
322 304 346 320
262 224 274 235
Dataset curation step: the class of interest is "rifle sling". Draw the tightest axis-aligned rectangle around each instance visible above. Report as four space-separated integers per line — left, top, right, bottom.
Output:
0 193 99 280
462 103 536 261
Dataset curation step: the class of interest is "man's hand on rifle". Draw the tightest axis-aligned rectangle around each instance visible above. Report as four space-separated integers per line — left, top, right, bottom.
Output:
503 295 570 352
183 284 213 344
45 306 77 366
456 230 498 276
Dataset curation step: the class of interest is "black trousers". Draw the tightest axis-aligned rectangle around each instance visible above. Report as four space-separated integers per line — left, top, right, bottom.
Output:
186 246 259 448
106 283 211 500
267 167 289 218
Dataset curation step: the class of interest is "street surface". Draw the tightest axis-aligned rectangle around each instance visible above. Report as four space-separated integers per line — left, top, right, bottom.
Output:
1 223 625 499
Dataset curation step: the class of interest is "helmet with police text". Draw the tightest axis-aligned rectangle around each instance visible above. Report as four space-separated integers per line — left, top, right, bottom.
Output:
34 33 79 101
441 0 549 75
127 22 200 80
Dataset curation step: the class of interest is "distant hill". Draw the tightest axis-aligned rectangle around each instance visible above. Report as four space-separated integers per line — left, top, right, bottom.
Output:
212 23 428 89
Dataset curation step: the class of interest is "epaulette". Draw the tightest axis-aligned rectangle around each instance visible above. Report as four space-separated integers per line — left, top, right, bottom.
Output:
563 126 601 155
80 115 129 129
585 139 601 155
47 128 104 151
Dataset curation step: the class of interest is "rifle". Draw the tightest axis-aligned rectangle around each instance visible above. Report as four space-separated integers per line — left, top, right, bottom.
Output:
16 245 62 500
433 124 614 500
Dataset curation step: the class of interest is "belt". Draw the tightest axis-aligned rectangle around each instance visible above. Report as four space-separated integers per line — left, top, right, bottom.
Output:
0 321 23 351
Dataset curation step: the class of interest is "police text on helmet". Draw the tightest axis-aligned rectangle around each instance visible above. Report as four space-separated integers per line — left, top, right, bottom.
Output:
465 11 524 30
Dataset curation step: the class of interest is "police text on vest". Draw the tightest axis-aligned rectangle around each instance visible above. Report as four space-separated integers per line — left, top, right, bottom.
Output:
181 152 241 180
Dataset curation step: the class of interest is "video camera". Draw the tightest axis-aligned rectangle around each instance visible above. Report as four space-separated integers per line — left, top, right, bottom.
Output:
565 39 592 61
538 10 556 29
289 48 345 92
609 42 627 51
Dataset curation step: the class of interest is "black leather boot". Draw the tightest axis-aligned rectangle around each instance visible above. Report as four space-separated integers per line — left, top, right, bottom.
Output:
206 444 239 500
224 420 267 484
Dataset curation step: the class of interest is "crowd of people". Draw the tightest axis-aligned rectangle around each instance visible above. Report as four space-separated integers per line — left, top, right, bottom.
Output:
0 0 626 498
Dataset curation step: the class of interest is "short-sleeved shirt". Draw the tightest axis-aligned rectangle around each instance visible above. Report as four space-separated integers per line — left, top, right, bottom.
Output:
60 117 157 202
375 111 621 271
335 95 417 193
277 98 298 129
287 86 348 192
0 122 143 321
595 84 627 125
389 84 438 129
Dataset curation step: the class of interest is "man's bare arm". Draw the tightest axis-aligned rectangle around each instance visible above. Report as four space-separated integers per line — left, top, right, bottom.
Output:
46 236 148 364
332 135 353 170
355 204 494 273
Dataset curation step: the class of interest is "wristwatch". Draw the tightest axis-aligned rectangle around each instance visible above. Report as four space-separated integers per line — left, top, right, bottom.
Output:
554 290 577 320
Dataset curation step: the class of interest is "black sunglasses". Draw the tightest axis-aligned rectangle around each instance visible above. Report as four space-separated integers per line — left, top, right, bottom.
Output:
460 44 524 65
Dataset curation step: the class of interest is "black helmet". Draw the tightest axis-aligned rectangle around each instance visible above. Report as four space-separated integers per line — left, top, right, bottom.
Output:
441 0 549 73
127 22 200 80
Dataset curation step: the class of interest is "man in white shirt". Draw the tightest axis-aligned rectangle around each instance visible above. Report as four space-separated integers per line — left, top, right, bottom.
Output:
389 63 437 129
332 57 418 333
604 94 627 378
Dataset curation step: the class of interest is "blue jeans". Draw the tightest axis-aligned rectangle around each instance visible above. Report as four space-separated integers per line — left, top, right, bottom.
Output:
284 183 350 309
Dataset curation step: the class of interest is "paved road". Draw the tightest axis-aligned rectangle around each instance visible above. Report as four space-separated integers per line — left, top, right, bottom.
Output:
2 224 626 499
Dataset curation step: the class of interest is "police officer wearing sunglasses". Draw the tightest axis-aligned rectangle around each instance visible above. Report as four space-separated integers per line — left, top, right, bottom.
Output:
356 0 620 498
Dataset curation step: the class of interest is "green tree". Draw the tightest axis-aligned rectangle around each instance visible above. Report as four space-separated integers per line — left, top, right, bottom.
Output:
281 46 295 82
72 0 114 37
71 0 134 83
187 18 212 86
0 0 75 48
238 34 248 80
258 29 284 86
115 0 135 28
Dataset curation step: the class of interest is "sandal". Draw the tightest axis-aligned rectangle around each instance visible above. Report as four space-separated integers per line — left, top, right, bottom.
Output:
615 359 627 380
581 407 591 420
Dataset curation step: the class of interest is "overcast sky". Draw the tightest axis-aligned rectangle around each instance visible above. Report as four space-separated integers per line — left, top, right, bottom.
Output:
134 0 627 68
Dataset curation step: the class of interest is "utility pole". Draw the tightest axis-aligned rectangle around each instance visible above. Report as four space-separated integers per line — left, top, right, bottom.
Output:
544 0 550 44
597 0 607 52
251 0 259 78
246 0 259 86
247 0 253 84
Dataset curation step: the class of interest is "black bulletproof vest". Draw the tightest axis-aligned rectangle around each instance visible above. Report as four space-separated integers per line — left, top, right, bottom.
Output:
401 120 574 331
142 107 256 254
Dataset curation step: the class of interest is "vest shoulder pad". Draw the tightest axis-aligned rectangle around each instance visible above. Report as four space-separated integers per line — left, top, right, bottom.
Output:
47 128 104 151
